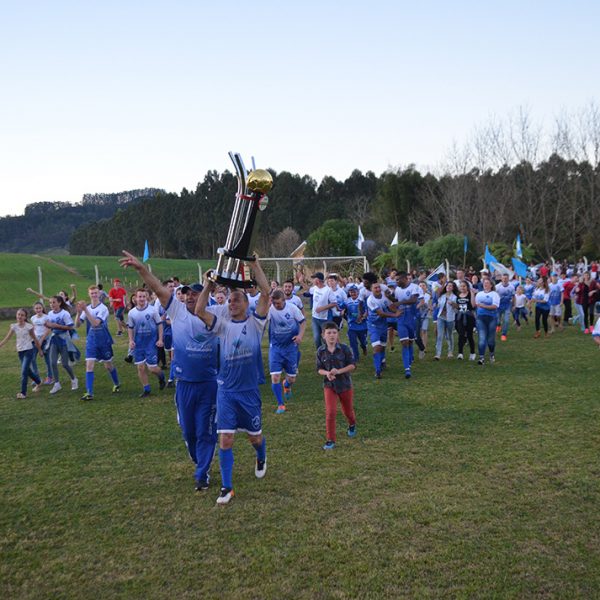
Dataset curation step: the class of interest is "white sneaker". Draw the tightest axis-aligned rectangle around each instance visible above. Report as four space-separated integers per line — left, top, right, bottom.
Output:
490 355 495 364
434 355 440 361
447 352 453 359
50 382 62 394
71 378 79 391
457 353 463 360
255 458 267 479
469 354 476 361
216 487 234 505
418 350 425 359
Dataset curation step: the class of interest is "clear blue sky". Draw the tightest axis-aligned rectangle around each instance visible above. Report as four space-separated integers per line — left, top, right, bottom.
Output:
0 0 598 215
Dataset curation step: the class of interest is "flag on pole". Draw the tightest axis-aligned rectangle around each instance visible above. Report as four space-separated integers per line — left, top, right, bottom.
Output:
484 244 498 267
490 262 514 278
426 262 446 282
464 236 468 254
511 257 528 278
516 234 523 258
356 226 365 251
391 232 399 246
143 240 150 263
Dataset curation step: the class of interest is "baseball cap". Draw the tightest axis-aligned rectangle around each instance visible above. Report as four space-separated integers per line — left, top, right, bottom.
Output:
181 283 204 294
311 272 325 281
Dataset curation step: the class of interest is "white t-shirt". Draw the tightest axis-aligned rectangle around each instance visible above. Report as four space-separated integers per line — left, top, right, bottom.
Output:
30 314 49 339
11 323 35 352
310 285 337 321
514 294 527 308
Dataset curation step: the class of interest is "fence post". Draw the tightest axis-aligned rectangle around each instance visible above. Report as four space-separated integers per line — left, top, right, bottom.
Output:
38 266 43 296
197 263 203 282
94 265 99 285
276 262 281 283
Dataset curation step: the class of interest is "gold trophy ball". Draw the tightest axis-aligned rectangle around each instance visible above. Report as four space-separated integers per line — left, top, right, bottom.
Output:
247 169 273 194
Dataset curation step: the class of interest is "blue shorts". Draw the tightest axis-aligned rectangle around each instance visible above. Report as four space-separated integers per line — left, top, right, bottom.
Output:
115 307 125 321
216 387 262 435
397 321 416 341
134 344 158 367
269 344 299 376
85 342 113 362
368 324 387 347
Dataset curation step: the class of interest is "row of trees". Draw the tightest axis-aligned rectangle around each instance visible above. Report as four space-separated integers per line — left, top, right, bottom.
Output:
68 103 600 262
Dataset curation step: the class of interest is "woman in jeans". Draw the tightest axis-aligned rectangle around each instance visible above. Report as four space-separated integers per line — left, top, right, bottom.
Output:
573 275 589 333
434 282 458 360
475 277 500 365
455 281 477 360
46 295 79 394
532 277 551 338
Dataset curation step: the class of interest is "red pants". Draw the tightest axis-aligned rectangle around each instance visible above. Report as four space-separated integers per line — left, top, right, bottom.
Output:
324 388 356 442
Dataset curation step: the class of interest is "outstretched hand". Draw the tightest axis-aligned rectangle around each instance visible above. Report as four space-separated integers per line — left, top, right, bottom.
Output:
120 251 143 271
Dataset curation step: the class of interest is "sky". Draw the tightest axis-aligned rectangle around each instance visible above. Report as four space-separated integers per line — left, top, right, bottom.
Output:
0 0 598 216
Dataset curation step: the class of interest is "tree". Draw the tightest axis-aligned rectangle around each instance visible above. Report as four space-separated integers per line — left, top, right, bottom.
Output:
271 227 301 257
306 219 358 257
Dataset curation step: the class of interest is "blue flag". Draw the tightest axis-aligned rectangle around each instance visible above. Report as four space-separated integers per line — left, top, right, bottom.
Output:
143 240 150 263
512 257 527 278
516 234 523 258
484 244 498 267
464 236 468 254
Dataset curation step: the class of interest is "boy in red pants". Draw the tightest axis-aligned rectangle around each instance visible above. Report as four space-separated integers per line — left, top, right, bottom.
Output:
316 321 357 450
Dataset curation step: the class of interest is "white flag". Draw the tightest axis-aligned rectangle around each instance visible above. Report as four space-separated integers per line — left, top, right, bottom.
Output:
356 225 365 251
391 232 399 246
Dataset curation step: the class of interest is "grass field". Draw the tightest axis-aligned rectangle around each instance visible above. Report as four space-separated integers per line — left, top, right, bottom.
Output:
0 253 215 308
1 314 599 599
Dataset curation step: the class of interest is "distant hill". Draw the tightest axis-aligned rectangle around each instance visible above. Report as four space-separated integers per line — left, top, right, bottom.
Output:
0 189 164 253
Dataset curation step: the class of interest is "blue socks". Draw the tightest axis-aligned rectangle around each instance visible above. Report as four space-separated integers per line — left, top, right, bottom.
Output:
85 371 94 395
253 437 266 462
109 368 119 386
169 361 175 381
408 344 414 364
272 382 284 406
143 384 151 393
219 448 234 489
402 346 411 370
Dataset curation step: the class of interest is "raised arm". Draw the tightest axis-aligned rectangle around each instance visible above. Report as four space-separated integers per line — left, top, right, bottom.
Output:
119 250 172 307
194 275 217 328
252 256 271 318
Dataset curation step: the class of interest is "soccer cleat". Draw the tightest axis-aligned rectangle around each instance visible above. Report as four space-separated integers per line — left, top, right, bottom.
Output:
347 425 357 438
322 440 336 450
159 378 166 390
255 458 267 479
43 377 54 385
49 382 62 394
112 384 120 393
275 405 286 414
216 487 234 505
139 390 151 398
490 355 495 364
32 383 42 392
166 380 175 388
469 353 476 361
195 479 209 492
405 369 411 379
501 335 507 341
124 355 133 363
16 393 26 399
457 353 464 360
71 377 79 391
375 372 382 380
477 358 485 365
80 393 94 401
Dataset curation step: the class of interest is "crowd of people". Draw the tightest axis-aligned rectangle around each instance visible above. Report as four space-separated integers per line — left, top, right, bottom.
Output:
2 253 599 505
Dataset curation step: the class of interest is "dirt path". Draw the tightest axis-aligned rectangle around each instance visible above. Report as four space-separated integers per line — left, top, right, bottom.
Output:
33 255 82 278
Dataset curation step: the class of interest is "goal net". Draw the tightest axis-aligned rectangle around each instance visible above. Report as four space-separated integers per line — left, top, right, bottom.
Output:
257 256 370 284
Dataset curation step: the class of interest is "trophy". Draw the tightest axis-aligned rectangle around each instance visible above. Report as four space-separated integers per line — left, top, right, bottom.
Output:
210 152 272 288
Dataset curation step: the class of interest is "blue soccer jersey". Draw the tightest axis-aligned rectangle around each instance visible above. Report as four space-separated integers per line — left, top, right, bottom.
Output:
127 305 162 346
80 303 113 360
475 291 500 317
524 283 535 300
268 304 305 347
394 283 420 323
165 295 218 383
496 283 515 310
212 313 267 392
366 294 392 328
343 298 368 331
285 295 304 312
47 309 74 347
549 283 562 306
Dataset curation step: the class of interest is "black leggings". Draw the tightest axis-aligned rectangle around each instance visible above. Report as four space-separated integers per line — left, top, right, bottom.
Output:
535 307 549 333
455 314 475 354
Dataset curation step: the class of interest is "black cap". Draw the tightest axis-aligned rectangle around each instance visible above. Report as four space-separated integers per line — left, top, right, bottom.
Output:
312 272 325 281
181 283 204 294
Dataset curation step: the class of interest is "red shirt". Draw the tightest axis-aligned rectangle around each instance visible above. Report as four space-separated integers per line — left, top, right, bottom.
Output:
562 280 575 301
540 265 549 277
109 287 127 309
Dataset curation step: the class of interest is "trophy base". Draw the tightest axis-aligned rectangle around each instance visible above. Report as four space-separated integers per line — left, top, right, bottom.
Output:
210 273 256 289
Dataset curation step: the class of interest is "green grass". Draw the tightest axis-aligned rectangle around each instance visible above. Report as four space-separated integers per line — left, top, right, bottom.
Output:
1 317 599 599
0 253 215 308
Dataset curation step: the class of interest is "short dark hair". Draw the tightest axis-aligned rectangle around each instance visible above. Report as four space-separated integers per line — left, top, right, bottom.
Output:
283 279 294 286
323 321 338 331
362 272 377 284
271 290 285 301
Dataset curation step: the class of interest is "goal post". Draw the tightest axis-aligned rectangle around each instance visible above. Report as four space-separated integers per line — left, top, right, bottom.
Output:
257 256 370 283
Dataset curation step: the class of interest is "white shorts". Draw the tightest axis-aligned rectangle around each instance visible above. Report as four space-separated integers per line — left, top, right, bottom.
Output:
549 305 562 317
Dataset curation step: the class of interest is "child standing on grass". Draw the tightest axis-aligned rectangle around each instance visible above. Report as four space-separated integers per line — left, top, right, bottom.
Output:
0 309 43 399
316 321 357 450
31 301 53 384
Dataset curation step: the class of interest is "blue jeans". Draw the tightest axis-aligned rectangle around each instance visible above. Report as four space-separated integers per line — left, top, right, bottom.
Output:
435 318 455 356
347 328 367 361
312 318 327 350
477 314 498 358
499 307 511 335
18 348 41 395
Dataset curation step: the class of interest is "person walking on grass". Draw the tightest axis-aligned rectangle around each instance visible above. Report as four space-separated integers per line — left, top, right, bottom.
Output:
31 301 53 384
308 272 339 351
127 288 166 397
455 281 476 361
496 273 515 341
194 257 270 506
46 295 79 394
475 277 500 365
512 286 529 330
434 281 458 361
340 285 368 362
532 277 551 338
316 321 357 451
75 285 121 401
0 308 43 399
